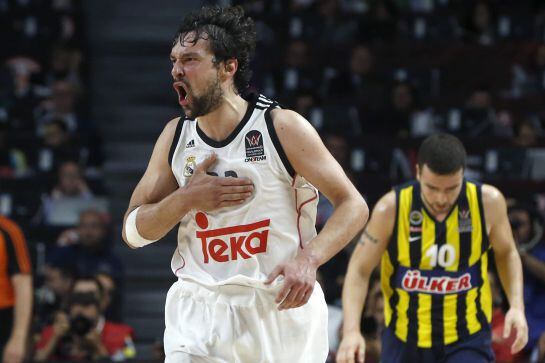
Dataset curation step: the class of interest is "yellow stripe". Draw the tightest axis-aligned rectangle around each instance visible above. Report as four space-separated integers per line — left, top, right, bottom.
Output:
397 187 412 267
395 289 410 342
466 288 481 334
467 183 482 266
417 294 432 347
394 186 413 342
417 211 435 347
443 207 460 344
480 252 492 322
381 251 395 327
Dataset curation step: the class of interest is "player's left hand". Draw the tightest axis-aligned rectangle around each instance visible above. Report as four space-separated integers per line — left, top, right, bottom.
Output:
503 306 528 354
265 251 319 310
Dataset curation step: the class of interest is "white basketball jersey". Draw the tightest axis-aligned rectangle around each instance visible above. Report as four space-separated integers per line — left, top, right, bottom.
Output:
168 93 319 285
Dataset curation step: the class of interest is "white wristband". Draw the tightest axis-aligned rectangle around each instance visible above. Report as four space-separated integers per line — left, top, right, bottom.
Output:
125 206 159 248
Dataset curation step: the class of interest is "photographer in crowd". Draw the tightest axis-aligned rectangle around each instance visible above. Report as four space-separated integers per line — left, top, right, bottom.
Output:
34 292 134 361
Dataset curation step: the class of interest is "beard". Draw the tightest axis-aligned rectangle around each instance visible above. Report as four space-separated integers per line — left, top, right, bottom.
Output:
183 74 223 119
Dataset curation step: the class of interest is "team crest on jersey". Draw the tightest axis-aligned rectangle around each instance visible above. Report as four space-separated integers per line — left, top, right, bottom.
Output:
410 211 423 226
183 156 196 177
244 130 266 162
458 208 472 233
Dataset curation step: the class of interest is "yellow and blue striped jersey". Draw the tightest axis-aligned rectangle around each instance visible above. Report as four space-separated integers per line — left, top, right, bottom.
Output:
381 179 492 347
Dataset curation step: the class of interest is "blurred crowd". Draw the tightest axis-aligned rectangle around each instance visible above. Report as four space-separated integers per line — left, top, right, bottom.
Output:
1 1 133 362
1 0 545 362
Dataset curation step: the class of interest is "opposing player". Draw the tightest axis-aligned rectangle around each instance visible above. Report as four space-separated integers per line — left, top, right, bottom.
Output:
337 134 527 363
121 5 368 362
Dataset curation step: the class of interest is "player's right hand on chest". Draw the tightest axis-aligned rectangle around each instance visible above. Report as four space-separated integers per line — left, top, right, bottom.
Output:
184 153 254 211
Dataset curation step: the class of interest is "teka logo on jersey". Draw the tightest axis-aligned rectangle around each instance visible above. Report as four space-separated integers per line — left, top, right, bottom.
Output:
401 270 472 295
195 212 270 263
244 130 266 162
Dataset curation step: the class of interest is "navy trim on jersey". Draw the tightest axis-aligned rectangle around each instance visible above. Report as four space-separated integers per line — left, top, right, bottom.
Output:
168 117 185 167
264 107 295 178
196 93 258 148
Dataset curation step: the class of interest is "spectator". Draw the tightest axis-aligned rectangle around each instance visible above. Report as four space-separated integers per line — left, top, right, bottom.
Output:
35 264 75 329
38 79 81 133
38 161 95 226
35 118 92 173
306 0 358 46
71 277 103 303
0 215 33 363
269 39 321 99
95 272 122 322
460 87 512 138
375 80 425 137
462 0 498 45
34 293 135 361
327 44 384 107
47 210 123 282
4 57 43 135
508 202 545 357
0 123 28 178
357 0 400 43
45 43 82 85
513 115 543 148
511 43 545 97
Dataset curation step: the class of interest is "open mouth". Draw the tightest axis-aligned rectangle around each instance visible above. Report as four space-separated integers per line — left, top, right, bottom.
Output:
173 81 190 106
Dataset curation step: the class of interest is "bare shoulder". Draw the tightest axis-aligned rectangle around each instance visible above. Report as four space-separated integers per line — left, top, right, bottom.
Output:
269 108 315 136
162 117 182 138
481 184 506 210
481 184 508 226
372 191 396 220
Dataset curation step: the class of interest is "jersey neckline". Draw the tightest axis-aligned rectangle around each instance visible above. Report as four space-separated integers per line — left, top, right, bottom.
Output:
195 93 257 148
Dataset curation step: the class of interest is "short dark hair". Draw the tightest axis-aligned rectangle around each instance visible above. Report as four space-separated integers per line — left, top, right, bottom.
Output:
67 292 100 309
173 5 256 93
417 134 466 175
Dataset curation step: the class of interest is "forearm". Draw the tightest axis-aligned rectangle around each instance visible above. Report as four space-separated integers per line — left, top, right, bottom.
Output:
520 253 545 285
127 188 193 241
342 267 370 334
306 195 368 265
495 248 525 310
11 275 32 340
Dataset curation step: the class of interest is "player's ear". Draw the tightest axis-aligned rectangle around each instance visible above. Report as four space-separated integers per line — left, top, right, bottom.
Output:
222 59 238 78
416 164 421 181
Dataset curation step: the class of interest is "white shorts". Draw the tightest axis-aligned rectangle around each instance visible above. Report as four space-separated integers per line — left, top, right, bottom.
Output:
163 277 329 363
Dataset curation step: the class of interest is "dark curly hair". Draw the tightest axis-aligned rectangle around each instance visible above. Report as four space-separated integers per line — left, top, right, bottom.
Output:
173 5 256 94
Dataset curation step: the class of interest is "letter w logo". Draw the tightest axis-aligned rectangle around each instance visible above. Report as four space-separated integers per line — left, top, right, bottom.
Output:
246 134 261 147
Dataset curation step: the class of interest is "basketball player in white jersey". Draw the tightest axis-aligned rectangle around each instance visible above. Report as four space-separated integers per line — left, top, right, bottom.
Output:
122 5 368 362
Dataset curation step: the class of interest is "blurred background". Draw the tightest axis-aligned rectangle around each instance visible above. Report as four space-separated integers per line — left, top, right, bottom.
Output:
1 0 545 362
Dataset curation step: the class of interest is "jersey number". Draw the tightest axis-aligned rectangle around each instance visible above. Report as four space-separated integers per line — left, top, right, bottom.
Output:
425 244 455 268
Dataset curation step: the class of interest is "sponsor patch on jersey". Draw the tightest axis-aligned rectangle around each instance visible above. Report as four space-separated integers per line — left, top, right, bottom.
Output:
394 264 480 295
244 130 266 162
195 212 270 263
400 269 473 295
458 208 472 233
185 139 195 148
183 156 196 177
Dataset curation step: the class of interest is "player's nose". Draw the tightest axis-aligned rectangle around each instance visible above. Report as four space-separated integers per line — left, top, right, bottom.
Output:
171 62 184 79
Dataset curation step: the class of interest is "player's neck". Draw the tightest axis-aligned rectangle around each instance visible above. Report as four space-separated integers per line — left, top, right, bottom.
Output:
197 93 248 142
